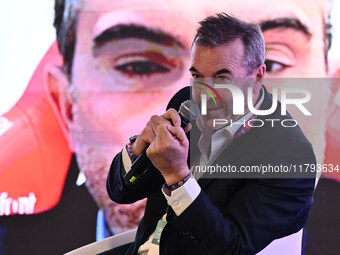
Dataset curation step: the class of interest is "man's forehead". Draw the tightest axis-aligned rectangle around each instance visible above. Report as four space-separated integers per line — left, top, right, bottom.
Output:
80 0 204 12
83 11 199 51
191 40 245 57
75 0 328 55
217 0 325 31
77 0 327 39
190 41 246 70
79 0 326 15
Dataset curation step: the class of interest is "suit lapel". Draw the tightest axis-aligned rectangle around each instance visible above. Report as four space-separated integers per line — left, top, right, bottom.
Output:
195 87 271 190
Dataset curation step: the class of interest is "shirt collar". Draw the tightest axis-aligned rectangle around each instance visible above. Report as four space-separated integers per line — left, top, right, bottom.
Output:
196 86 264 164
225 86 264 137
197 86 264 138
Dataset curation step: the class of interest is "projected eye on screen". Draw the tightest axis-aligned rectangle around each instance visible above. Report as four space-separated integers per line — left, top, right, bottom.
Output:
0 0 340 254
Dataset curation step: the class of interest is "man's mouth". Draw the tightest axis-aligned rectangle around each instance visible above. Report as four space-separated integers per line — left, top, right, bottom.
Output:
207 105 224 111
206 99 224 111
206 98 223 109
206 105 226 117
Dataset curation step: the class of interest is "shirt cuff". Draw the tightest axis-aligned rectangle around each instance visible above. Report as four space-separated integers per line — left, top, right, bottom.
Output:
162 177 201 216
122 146 132 173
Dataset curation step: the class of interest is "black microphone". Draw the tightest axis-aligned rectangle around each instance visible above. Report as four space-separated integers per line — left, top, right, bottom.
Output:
123 100 200 185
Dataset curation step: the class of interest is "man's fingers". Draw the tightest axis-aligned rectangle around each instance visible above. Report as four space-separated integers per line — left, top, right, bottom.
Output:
146 120 159 135
136 109 187 156
147 124 173 157
156 124 175 142
132 125 156 156
144 126 156 143
161 108 181 127
150 115 171 125
166 125 187 144
150 110 190 132
183 123 192 133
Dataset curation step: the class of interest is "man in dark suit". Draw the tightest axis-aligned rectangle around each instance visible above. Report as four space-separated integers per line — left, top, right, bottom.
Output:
106 13 316 255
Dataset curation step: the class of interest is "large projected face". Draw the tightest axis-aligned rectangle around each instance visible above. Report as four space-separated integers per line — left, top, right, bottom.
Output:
239 0 328 78
54 0 330 233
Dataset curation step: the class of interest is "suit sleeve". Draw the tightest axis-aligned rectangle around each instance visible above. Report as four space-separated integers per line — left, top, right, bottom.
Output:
106 151 165 204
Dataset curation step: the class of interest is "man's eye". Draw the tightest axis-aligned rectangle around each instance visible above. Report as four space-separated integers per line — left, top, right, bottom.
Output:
191 74 200 79
215 77 230 82
265 60 287 73
115 61 170 76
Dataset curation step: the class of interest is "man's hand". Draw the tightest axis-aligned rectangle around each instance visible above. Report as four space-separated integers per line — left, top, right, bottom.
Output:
146 124 190 186
131 109 191 156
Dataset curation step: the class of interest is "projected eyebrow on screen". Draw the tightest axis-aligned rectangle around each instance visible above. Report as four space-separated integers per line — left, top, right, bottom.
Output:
93 23 185 49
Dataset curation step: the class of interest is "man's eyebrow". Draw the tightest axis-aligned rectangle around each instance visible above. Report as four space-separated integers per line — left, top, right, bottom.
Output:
260 17 312 37
93 24 185 48
189 66 200 73
189 67 231 76
214 68 231 76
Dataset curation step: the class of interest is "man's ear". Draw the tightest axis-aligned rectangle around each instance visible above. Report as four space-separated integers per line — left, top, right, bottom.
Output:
328 61 340 105
45 65 74 150
254 63 266 93
329 59 340 78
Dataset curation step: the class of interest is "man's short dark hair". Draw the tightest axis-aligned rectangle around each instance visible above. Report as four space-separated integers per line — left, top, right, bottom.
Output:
194 13 265 74
53 1 333 77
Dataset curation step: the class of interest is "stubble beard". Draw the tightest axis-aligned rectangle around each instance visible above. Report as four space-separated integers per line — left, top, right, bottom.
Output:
71 126 146 234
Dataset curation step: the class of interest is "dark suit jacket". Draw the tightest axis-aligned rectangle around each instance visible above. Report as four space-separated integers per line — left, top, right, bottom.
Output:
107 86 316 255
